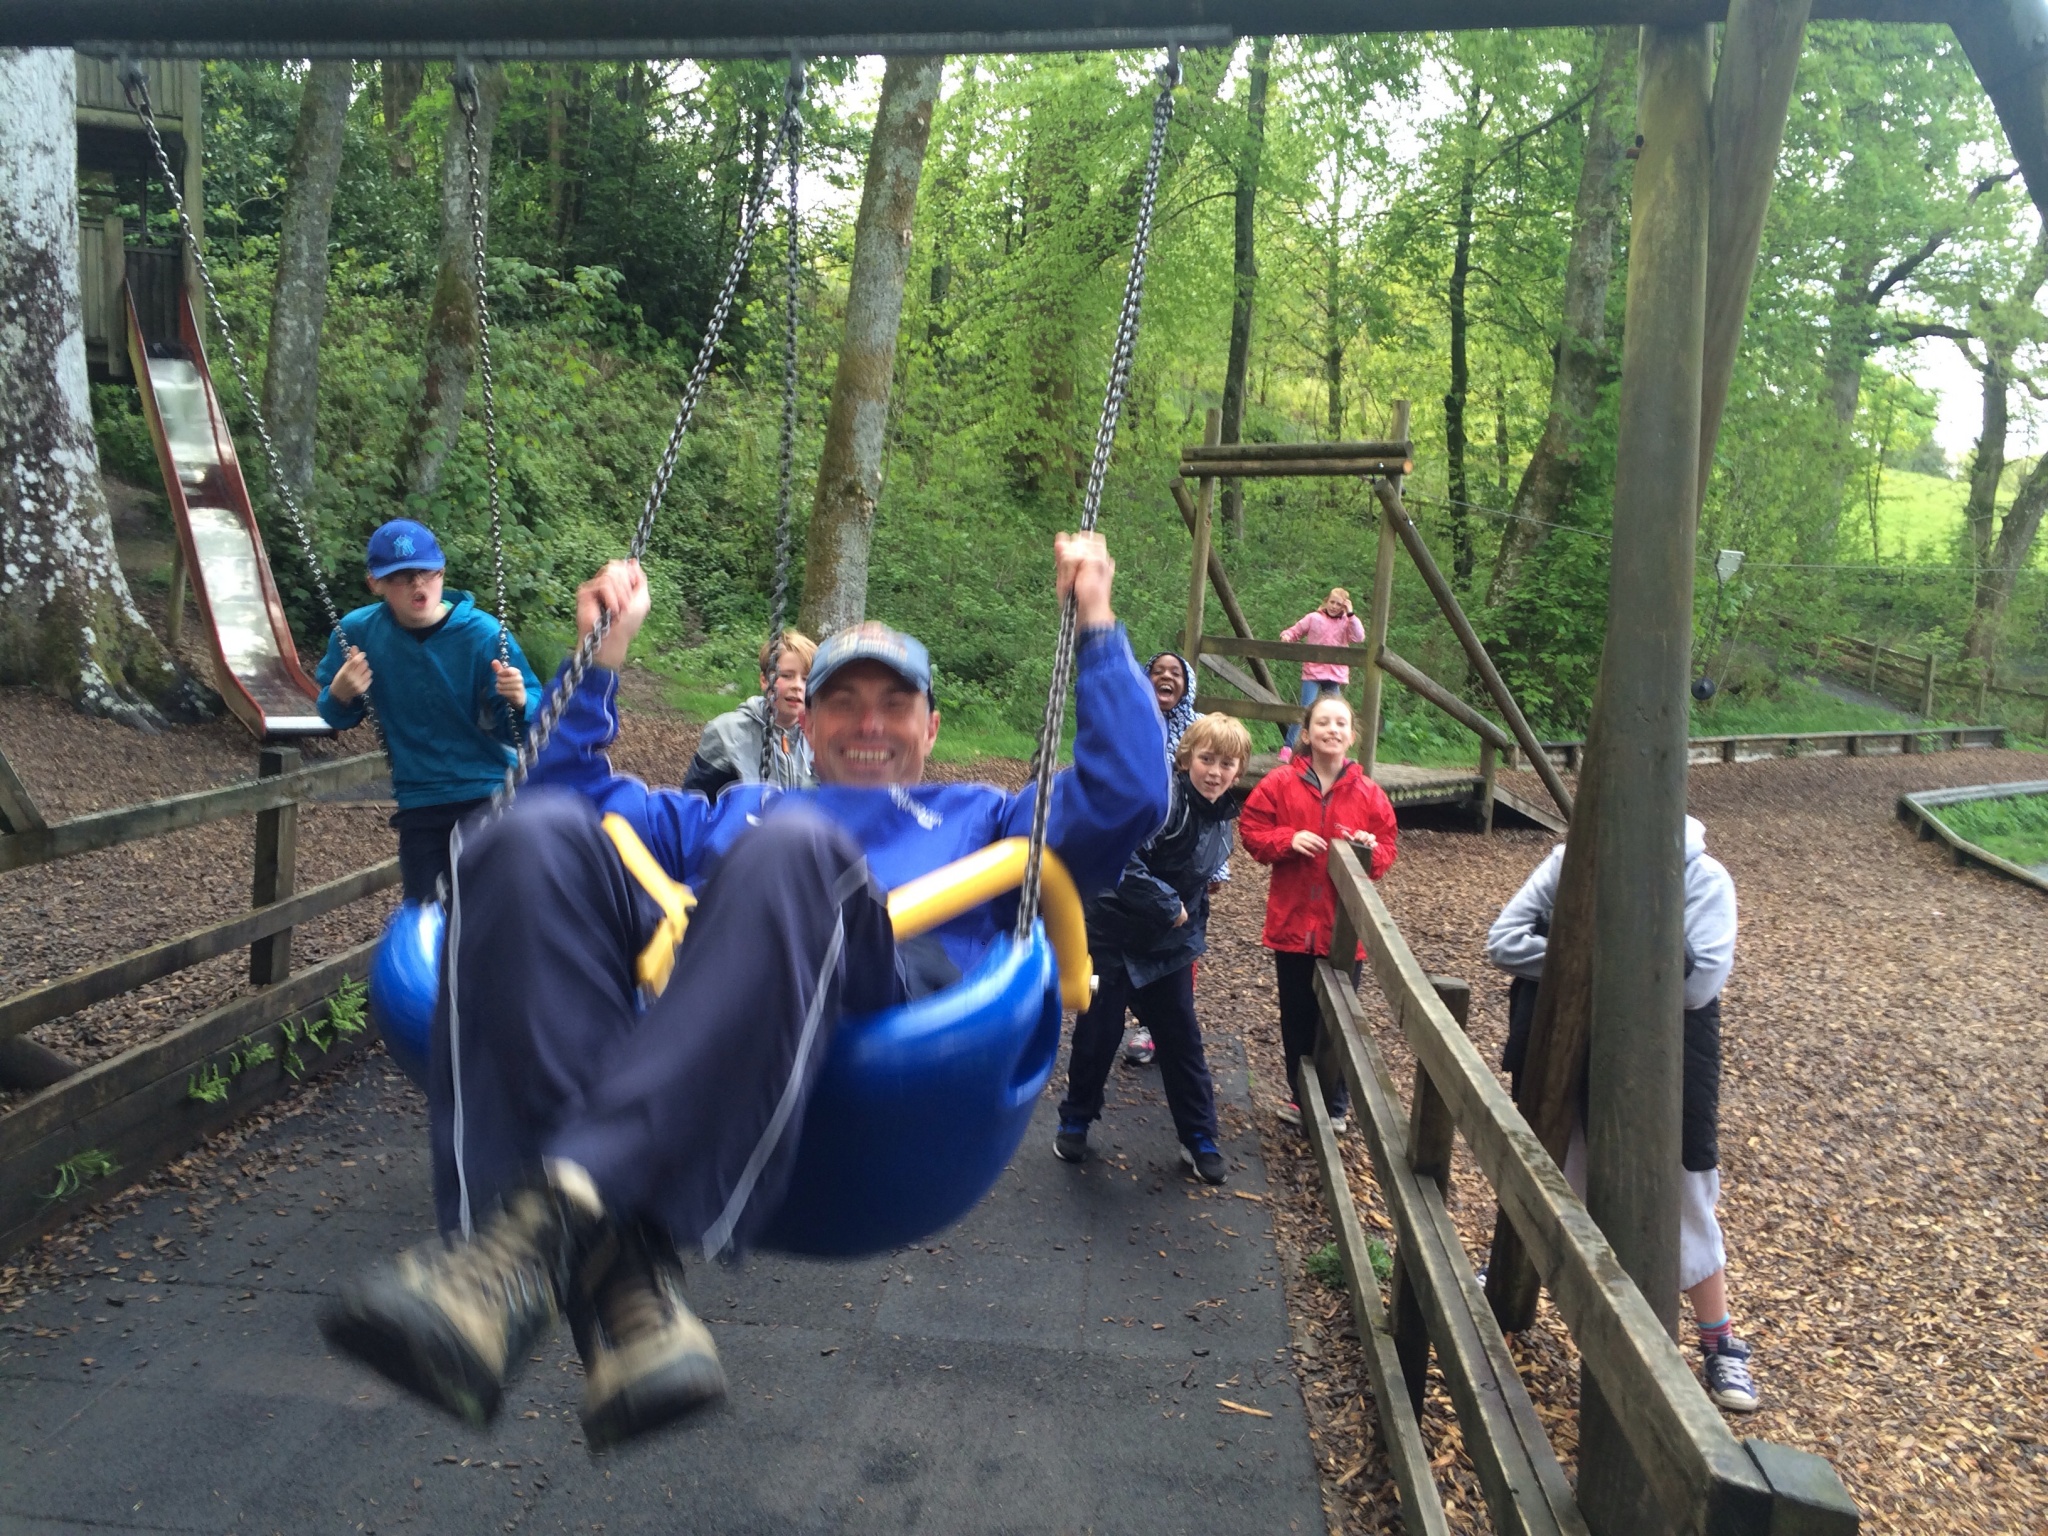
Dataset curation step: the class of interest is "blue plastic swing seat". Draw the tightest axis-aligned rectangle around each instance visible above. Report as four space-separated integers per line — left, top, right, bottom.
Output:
758 925 1063 1257
366 898 1066 1257
368 898 442 1090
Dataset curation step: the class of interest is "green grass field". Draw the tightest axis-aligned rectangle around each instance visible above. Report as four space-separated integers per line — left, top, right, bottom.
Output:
1853 461 2048 564
1929 791 2048 867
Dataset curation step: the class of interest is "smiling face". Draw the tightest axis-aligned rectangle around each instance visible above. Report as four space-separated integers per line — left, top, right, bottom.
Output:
1149 654 1187 714
369 567 446 629
1322 588 1350 619
804 660 941 786
1305 694 1356 762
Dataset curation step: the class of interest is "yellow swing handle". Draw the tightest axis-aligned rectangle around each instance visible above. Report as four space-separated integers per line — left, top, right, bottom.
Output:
885 838 1094 1012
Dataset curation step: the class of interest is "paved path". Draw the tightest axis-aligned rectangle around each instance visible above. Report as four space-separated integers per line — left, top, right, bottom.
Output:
2 1043 1323 1535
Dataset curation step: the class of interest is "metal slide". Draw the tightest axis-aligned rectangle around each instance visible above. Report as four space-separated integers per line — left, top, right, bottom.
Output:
124 282 332 739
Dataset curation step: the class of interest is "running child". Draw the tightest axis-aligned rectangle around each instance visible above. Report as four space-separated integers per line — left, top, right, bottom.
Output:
1053 712 1252 1185
315 518 541 903
1239 690 1397 1130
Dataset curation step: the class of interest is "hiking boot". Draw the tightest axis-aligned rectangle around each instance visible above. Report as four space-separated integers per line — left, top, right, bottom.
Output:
1053 1120 1090 1164
1123 1027 1157 1066
1701 1336 1760 1413
1179 1137 1227 1186
569 1223 727 1449
320 1183 597 1425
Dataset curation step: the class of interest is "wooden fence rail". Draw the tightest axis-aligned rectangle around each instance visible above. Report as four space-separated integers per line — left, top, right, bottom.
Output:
0 751 399 1256
1301 843 1858 1534
1896 781 2048 894
1519 724 2004 773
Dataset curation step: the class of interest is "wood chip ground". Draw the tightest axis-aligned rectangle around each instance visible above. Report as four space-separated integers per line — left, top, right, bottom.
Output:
4 669 2042 1532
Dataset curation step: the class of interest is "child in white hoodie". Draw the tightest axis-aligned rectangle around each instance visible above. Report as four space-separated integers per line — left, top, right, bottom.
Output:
1485 815 1757 1414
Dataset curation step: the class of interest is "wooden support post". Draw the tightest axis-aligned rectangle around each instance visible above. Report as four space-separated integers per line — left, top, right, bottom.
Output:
1866 642 1880 693
249 748 300 986
1388 975 1471 1416
1477 741 1498 834
1377 480 1575 822
1696 0 1812 504
1182 409 1221 661
102 214 128 379
1359 399 1409 779
1575 29 1712 1536
1920 650 1938 717
166 543 188 652
1721 738 1738 764
0 744 47 836
1170 480 1276 695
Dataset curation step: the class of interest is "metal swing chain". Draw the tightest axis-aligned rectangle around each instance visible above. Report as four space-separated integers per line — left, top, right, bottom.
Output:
1015 54 1178 941
760 56 806 785
491 98 797 813
453 65 514 678
123 66 342 639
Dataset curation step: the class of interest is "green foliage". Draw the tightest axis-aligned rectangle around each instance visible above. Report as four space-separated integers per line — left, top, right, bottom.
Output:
1929 792 2048 866
42 1149 120 1203
1691 676 1909 735
186 1063 230 1104
80 44 2039 756
1305 1242 1345 1289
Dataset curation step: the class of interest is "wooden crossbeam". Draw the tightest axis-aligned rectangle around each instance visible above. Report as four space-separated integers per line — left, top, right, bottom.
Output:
1182 439 1411 462
1194 652 1281 707
1177 456 1412 478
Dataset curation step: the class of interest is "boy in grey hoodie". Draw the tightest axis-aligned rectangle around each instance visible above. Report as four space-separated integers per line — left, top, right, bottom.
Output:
682 630 818 796
1485 815 1758 1414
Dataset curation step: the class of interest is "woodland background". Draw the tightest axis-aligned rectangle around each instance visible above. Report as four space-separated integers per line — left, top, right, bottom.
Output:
82 34 2048 757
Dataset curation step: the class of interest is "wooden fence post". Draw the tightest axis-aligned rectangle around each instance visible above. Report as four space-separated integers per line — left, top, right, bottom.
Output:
1866 642 1880 693
1387 975 1471 1415
0 745 47 836
1477 740 1498 835
249 748 300 986
1920 650 1938 718
1359 399 1410 779
1182 409 1221 660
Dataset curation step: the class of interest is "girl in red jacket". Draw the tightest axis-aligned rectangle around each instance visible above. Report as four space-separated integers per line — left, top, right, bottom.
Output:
1239 690 1398 1128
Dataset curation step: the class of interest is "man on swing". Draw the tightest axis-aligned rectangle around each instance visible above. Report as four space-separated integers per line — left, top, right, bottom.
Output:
322 532 1168 1449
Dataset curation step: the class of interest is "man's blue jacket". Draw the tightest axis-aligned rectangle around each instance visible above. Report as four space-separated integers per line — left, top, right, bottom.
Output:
529 624 1172 980
315 592 542 810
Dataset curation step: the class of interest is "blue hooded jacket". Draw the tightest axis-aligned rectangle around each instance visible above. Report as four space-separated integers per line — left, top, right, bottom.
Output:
315 591 541 810
527 624 1172 981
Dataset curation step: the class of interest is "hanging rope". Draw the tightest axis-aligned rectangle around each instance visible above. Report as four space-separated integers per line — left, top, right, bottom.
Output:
453 63 514 678
1015 51 1179 942
760 55 806 784
491 78 799 813
123 65 343 639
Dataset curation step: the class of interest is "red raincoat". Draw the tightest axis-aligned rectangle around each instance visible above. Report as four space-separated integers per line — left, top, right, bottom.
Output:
1239 756 1398 956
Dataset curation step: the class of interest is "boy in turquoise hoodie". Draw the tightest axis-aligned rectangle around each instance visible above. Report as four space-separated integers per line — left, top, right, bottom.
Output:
316 518 542 902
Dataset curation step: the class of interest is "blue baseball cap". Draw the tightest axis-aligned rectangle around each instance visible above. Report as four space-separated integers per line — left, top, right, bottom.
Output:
806 622 935 704
366 519 446 579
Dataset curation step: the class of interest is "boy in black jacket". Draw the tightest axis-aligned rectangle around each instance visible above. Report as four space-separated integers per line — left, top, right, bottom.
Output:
1053 713 1251 1185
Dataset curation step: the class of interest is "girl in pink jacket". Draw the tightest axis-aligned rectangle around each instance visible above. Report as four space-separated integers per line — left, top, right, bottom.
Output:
1280 588 1366 752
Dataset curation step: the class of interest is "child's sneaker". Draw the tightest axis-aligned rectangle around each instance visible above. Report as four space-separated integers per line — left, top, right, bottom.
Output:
1701 1336 1760 1413
1179 1137 1227 1186
1329 1107 1351 1135
1275 1100 1302 1126
1123 1027 1157 1066
1278 746 1295 764
1052 1120 1090 1164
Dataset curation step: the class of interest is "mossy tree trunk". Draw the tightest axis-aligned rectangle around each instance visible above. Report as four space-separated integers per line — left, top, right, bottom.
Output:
0 48 207 728
395 62 505 505
798 55 943 638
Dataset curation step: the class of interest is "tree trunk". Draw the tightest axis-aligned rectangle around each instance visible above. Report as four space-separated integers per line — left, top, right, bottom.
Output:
261 59 352 508
1487 27 1632 606
395 62 505 505
546 67 570 254
0 48 207 726
382 60 424 176
1967 451 2048 658
1323 139 1349 439
1445 118 1478 585
796 55 944 639
1218 36 1272 544
1963 348 2010 569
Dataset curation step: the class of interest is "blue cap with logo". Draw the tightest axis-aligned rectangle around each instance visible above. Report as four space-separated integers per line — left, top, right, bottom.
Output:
806 622 935 704
365 519 446 579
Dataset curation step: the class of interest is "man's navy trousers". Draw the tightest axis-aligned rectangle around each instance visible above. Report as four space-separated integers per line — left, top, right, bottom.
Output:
429 790 899 1255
